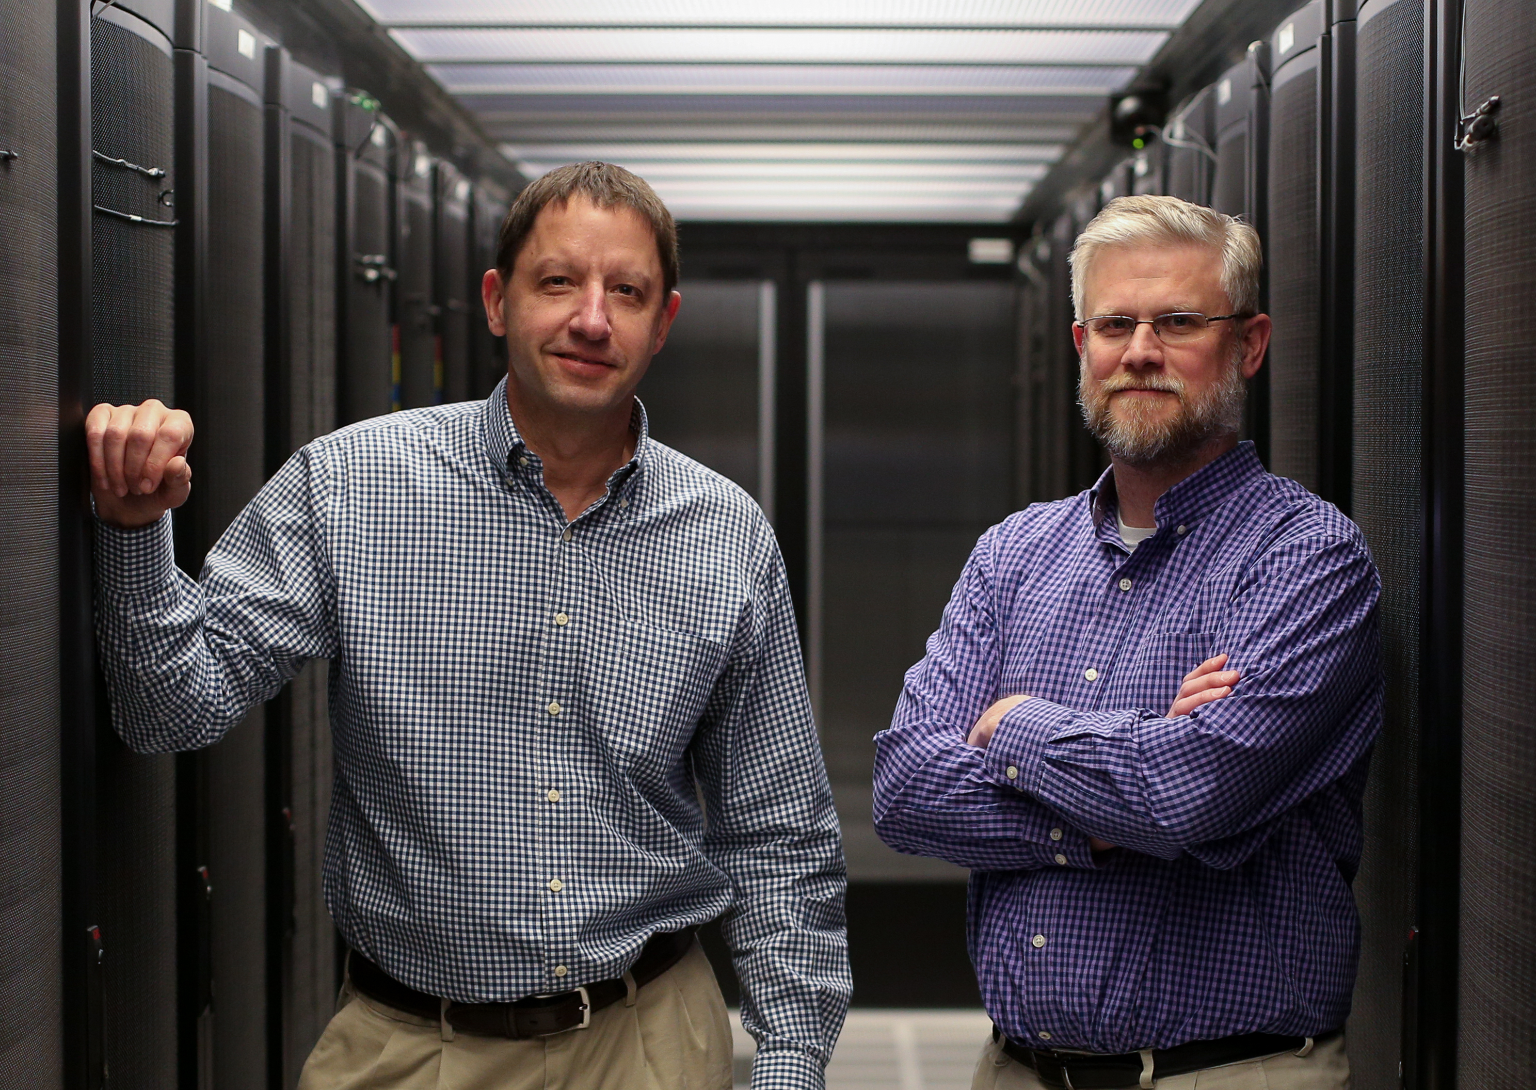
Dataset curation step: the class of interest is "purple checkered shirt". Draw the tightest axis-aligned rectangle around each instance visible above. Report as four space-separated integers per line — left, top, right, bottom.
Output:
873 442 1381 1053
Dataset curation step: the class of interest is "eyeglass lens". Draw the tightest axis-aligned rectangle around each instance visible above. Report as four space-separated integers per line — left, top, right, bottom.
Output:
1085 313 1213 341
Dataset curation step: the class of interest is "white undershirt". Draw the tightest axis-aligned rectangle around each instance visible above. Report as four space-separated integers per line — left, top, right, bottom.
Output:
1117 509 1157 551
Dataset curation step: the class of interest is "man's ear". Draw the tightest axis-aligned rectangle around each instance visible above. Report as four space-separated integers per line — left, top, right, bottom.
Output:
1239 313 1272 379
651 290 682 355
481 268 508 337
1072 321 1086 358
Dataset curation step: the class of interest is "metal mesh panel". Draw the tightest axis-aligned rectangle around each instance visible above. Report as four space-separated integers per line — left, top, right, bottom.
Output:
398 182 436 409
1266 59 1321 491
469 188 506 399
1167 88 1214 205
1346 2 1424 1086
278 124 338 1088
201 81 268 1090
1212 126 1249 217
1461 0 1536 1082
341 158 393 424
436 175 472 404
89 14 179 1085
0 0 64 1082
288 128 337 450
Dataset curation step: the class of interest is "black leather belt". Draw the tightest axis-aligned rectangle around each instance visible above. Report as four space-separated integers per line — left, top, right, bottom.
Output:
994 1025 1342 1089
347 927 698 1039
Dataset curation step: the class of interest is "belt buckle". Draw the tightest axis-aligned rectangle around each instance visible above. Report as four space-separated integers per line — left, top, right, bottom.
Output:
530 985 591 1034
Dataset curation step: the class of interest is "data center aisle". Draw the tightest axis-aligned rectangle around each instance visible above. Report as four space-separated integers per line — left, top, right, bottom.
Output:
730 1010 993 1090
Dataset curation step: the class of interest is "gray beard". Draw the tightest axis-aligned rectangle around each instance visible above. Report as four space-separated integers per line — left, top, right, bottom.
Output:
1077 347 1247 468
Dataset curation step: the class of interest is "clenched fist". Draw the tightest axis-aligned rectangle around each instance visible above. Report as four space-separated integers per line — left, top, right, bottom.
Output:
85 399 194 529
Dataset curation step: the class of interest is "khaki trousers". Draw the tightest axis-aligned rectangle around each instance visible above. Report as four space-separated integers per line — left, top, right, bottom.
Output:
971 1030 1351 1090
297 941 733 1090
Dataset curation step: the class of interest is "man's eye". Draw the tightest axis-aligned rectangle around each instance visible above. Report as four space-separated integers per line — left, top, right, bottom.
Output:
613 284 637 297
1166 314 1196 328
1097 318 1134 334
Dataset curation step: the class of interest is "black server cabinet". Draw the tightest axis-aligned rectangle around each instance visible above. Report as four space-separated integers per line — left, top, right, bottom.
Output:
1013 238 1052 507
396 139 436 409
1210 43 1272 463
87 2 182 1085
1165 85 1216 205
1461 0 1536 1086
1265 0 1356 506
173 2 274 1085
335 95 396 425
0 0 63 1084
1347 1 1432 1087
469 183 508 399
1131 139 1166 195
263 46 339 1087
435 160 473 403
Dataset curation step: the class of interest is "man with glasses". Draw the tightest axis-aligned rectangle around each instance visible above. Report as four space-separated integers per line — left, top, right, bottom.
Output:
874 195 1380 1090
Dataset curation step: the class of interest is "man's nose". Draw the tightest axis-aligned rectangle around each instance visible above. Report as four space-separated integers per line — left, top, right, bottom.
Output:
569 283 612 340
1120 321 1165 368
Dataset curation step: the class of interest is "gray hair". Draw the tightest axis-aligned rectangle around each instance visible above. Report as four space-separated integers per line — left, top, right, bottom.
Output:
1068 195 1261 321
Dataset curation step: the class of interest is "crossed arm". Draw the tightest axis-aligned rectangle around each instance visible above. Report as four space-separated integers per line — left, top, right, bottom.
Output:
964 655 1240 852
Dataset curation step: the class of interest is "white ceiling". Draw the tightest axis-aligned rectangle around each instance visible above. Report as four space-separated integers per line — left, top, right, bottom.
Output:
357 0 1204 222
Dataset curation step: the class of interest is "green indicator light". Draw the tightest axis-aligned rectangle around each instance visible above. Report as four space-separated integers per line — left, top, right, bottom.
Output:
1132 137 1145 149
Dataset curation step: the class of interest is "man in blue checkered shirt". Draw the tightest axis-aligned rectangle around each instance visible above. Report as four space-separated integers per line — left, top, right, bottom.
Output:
874 196 1380 1090
87 162 849 1089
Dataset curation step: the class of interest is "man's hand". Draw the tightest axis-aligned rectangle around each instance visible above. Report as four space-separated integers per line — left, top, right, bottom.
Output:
1168 654 1240 718
967 694 1028 748
86 399 194 529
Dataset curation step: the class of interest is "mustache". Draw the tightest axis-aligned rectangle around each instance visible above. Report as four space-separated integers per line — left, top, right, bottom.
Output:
1097 374 1186 396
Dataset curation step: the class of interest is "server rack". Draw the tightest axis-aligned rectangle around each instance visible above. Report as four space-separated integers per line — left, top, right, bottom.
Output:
469 182 508 399
1131 139 1166 195
263 44 339 1088
0 0 64 1084
396 138 436 409
1265 0 1356 505
1459 0 1534 1086
435 159 473 403
1346 1 1431 1086
335 94 396 425
86 2 182 1084
1165 85 1217 205
1210 43 1272 463
173 1 275 1084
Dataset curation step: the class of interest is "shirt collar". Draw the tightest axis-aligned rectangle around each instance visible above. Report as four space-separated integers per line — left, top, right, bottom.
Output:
1088 441 1265 536
481 376 652 486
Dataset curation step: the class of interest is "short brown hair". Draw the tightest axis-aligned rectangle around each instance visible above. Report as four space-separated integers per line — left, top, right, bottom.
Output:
495 161 680 297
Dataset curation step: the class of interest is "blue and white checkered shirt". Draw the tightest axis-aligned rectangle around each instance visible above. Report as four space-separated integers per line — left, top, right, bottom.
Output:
94 380 850 1088
873 442 1381 1053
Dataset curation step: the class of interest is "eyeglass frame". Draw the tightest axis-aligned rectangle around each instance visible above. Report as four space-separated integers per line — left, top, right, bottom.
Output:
1074 311 1254 343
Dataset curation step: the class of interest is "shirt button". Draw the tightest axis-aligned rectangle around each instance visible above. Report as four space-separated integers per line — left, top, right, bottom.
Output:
1083 668 1099 682
547 789 560 803
1050 828 1063 841
518 456 529 467
1177 524 1188 535
1118 577 1132 592
554 612 569 626
548 878 563 892
561 528 573 542
554 965 568 978
1038 1031 1053 1041
1055 854 1068 865
619 499 629 509
547 701 562 716
1006 766 1019 780
1032 934 1046 949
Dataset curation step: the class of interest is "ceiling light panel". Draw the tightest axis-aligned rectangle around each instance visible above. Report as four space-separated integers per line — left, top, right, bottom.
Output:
358 0 1199 30
431 63 1138 96
513 160 1050 182
498 142 1064 162
395 27 1166 66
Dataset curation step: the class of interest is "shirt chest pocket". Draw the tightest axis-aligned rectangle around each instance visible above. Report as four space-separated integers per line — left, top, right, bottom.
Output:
582 620 730 771
1115 631 1219 716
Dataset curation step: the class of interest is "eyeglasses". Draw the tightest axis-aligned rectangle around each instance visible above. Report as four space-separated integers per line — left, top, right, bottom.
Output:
1076 312 1250 343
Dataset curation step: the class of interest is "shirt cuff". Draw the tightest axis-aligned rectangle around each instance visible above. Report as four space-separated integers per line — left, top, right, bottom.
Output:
983 696 1070 794
751 1044 826 1090
93 511 179 597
